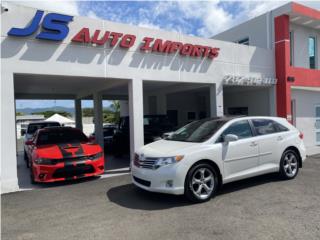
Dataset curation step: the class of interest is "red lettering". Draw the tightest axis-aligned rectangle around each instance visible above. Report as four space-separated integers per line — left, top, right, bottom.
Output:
180 44 193 56
170 42 183 53
71 27 90 43
208 48 220 59
152 39 172 53
109 32 123 47
191 45 202 57
91 30 110 45
140 37 154 51
120 34 136 48
201 46 210 57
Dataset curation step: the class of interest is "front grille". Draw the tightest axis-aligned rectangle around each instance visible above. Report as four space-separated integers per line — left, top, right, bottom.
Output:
133 176 151 187
52 164 95 179
134 156 158 170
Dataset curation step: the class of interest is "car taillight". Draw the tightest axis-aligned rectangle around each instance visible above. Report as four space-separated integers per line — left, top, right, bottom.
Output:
299 132 304 139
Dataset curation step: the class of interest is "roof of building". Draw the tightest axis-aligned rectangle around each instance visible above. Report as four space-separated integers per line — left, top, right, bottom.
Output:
16 115 45 121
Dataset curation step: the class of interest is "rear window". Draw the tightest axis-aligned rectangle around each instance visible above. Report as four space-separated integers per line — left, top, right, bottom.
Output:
252 119 288 135
27 122 60 134
37 129 88 145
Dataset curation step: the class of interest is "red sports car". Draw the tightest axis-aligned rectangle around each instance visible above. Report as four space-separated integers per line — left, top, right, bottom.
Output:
25 127 105 183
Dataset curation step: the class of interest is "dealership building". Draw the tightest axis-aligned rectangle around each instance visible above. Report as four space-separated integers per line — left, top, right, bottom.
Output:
1 2 319 193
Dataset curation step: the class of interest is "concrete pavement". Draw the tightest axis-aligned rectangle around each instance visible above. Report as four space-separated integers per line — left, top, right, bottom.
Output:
2 155 320 240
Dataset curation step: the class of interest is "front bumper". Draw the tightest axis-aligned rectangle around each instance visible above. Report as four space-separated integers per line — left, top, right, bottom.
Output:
131 163 188 195
32 157 105 182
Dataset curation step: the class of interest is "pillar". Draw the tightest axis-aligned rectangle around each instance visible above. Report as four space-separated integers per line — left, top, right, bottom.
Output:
128 78 144 161
1 72 19 193
93 92 104 149
75 99 83 130
210 83 224 117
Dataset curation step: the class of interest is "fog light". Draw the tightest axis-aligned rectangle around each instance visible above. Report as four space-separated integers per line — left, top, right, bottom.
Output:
166 180 173 188
39 173 45 179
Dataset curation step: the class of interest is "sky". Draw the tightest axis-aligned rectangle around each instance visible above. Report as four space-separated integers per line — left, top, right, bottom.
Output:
8 0 320 109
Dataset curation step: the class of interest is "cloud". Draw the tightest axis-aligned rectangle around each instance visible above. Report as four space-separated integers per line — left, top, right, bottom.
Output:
6 0 79 15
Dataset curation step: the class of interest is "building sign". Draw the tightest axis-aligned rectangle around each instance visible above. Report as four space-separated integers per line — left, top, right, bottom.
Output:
7 10 220 60
223 75 277 86
7 10 73 41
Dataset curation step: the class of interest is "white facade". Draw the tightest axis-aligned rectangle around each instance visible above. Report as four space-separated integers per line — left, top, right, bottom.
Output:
1 3 276 193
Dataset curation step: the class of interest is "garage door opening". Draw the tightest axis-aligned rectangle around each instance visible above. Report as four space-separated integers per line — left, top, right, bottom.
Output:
14 74 131 190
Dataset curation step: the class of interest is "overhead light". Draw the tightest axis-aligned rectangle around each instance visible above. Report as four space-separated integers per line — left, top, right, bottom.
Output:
291 16 301 22
303 20 313 25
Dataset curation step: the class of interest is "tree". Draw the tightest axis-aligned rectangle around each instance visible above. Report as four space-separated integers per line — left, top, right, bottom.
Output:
32 111 71 118
82 108 94 117
16 112 24 116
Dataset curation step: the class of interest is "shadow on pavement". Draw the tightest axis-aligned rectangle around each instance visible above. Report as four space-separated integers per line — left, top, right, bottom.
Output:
106 172 283 210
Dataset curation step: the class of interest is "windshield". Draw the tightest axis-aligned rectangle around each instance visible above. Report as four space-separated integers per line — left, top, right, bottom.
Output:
165 119 227 143
37 129 88 145
27 122 60 134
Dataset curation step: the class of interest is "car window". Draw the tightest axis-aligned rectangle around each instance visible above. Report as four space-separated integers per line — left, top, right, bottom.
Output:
273 122 289 132
37 129 88 145
27 122 60 134
252 119 278 135
220 120 253 140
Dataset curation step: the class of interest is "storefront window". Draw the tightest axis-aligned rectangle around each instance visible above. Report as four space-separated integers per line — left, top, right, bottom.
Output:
309 36 316 69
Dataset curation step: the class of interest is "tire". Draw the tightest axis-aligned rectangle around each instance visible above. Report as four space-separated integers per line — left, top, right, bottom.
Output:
184 163 218 203
30 163 36 184
24 151 30 168
279 149 299 180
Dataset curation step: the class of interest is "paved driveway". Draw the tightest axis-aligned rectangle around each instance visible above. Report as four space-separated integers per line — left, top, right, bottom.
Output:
2 155 320 240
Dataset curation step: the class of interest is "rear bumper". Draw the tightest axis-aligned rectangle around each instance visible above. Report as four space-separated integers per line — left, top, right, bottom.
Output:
32 157 105 182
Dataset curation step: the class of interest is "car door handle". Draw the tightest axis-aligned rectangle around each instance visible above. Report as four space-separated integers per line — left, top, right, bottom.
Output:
277 136 283 141
250 142 258 147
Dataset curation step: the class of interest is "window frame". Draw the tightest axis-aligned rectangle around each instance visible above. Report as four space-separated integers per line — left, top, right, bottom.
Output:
249 119 288 136
216 119 255 143
308 36 317 69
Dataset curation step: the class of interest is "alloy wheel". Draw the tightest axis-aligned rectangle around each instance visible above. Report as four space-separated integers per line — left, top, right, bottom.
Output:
190 168 215 200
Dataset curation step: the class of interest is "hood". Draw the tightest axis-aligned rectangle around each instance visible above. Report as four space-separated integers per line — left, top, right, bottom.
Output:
36 142 102 159
139 139 200 157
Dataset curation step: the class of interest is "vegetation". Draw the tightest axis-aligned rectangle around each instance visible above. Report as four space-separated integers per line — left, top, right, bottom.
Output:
32 111 71 118
82 100 120 124
16 112 24 116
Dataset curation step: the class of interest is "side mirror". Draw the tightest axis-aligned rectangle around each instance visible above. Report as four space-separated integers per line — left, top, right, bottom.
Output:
25 140 34 145
21 129 26 136
224 134 239 143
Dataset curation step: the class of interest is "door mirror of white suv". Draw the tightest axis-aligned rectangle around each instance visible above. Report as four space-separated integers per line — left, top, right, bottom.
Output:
224 134 239 143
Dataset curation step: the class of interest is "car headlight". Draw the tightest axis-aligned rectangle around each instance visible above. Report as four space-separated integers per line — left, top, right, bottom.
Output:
34 158 58 165
154 155 184 169
88 152 103 161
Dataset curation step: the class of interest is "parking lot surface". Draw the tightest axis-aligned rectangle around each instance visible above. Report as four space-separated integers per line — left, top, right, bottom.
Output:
2 155 320 240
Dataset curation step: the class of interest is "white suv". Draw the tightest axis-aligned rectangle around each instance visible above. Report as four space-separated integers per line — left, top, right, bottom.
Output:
132 116 306 203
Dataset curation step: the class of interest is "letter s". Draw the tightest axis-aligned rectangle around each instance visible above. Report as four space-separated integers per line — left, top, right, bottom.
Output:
36 13 73 41
8 10 44 37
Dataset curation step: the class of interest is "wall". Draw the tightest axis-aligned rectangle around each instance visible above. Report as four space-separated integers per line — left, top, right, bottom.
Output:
166 91 209 127
223 87 271 116
290 23 320 69
291 89 320 155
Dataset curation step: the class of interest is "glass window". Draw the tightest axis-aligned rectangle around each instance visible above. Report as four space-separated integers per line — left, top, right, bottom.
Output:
237 37 249 45
220 120 253 140
37 129 88 145
290 31 294 66
309 37 316 69
252 119 278 135
27 122 60 134
166 118 228 143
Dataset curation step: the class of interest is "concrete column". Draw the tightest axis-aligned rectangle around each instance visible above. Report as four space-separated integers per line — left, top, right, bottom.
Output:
128 78 144 161
75 99 83 130
1 72 19 193
157 93 167 115
210 84 224 117
269 85 276 116
119 100 129 117
93 93 104 149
